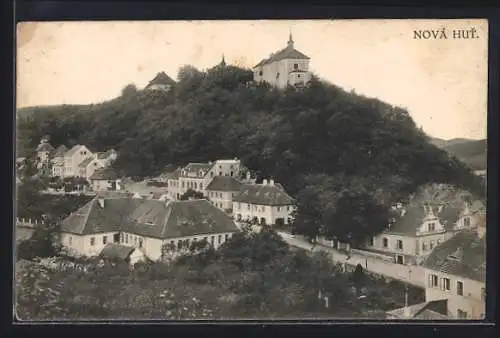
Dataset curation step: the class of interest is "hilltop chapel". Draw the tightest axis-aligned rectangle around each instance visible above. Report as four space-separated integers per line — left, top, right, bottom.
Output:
252 33 311 88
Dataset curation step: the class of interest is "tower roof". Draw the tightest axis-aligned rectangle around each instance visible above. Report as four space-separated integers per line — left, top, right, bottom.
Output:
253 33 310 68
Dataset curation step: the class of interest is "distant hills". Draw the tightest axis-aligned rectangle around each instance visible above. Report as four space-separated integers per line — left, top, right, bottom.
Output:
430 137 487 171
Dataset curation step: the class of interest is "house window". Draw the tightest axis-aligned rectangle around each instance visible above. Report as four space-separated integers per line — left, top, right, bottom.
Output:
422 242 428 251
178 240 183 249
369 237 374 246
382 238 388 248
457 309 468 319
194 182 198 189
125 234 129 244
103 236 107 245
430 240 435 250
277 207 281 212
294 63 298 70
134 237 138 246
218 235 222 244
457 281 464 296
430 274 438 287
297 74 301 78
68 236 72 246
211 236 215 245
225 234 229 241
247 204 250 210
428 223 435 231
464 217 471 227
259 70 263 76
397 240 403 250
200 183 203 190
120 233 124 243
440 277 451 291
90 237 95 246
437 239 441 245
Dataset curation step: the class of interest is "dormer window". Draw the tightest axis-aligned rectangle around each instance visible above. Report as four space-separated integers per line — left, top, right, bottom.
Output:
294 63 298 70
428 223 436 231
464 217 471 227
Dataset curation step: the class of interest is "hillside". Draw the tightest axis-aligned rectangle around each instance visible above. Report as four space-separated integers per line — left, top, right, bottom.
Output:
430 138 487 170
15 64 484 243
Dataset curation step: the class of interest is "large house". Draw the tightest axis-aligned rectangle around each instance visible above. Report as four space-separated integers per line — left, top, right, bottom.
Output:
206 176 243 214
232 179 295 226
35 137 55 169
167 158 243 200
421 225 486 320
253 33 311 88
364 201 479 265
60 197 240 261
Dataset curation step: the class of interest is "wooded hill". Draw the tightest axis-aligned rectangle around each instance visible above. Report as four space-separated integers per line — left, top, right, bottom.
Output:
430 138 486 171
16 64 484 243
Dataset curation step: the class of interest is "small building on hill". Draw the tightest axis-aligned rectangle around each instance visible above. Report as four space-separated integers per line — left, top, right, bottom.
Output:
253 33 311 88
144 72 176 92
60 198 240 260
232 179 295 226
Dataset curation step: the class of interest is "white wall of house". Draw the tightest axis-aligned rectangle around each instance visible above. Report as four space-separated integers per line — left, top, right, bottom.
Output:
61 231 119 257
208 190 235 212
91 179 121 191
425 269 485 319
129 249 146 265
254 59 310 88
167 179 181 200
232 202 294 226
62 145 93 177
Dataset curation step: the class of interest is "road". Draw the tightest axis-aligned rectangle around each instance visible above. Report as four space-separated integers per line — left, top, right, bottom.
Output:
276 231 426 288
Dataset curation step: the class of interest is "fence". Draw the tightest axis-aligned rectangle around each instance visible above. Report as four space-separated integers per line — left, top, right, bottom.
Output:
16 217 44 228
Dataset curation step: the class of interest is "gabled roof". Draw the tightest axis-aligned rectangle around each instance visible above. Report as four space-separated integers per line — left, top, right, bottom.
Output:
61 198 138 235
166 168 182 180
422 230 485 282
65 144 89 157
78 157 96 168
386 203 461 236
145 72 176 88
89 168 119 180
100 243 136 260
61 198 239 239
233 183 294 206
386 300 448 320
53 145 68 157
253 44 310 69
181 162 214 178
206 176 243 192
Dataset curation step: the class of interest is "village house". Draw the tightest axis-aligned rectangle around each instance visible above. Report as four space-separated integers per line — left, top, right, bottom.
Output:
144 72 176 92
167 158 243 200
253 33 311 89
420 224 486 320
35 136 55 169
51 145 69 177
363 201 478 266
60 144 94 178
232 179 295 226
78 156 105 180
95 149 118 166
206 176 244 214
60 197 239 261
89 168 122 191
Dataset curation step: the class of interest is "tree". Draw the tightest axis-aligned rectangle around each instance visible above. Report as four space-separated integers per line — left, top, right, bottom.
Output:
121 84 138 97
351 264 366 295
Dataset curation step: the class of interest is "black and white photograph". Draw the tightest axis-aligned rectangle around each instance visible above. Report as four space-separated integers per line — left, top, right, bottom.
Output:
14 19 487 321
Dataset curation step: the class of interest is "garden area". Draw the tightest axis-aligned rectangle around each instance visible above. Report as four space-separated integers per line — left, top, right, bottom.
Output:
15 226 424 321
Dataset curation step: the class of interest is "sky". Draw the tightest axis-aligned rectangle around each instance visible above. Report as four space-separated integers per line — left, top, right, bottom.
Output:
17 19 488 140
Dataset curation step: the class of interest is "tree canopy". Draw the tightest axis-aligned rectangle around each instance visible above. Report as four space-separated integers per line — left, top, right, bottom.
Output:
16 64 484 243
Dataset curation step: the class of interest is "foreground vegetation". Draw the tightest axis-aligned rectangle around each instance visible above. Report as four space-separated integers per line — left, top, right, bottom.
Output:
16 227 424 320
16 64 484 245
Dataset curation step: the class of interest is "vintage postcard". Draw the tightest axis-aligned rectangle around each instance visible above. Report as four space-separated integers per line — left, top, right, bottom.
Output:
15 19 487 322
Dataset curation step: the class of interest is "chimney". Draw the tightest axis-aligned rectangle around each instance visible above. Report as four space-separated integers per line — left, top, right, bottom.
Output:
263 179 268 185
98 198 105 208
